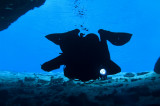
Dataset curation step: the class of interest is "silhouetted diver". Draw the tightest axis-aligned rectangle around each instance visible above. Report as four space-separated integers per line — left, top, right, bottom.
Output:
41 29 132 81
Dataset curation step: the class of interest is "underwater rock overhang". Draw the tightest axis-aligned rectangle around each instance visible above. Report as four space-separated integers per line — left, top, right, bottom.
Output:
0 0 46 31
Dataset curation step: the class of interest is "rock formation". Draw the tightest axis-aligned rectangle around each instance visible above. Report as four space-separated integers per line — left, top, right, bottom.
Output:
0 0 46 31
0 71 160 105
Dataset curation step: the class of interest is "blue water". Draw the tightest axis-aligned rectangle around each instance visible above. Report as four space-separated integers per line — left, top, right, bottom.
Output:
0 0 160 73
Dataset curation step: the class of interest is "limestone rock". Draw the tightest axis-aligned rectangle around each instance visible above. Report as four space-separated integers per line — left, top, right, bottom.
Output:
124 72 135 77
0 71 160 105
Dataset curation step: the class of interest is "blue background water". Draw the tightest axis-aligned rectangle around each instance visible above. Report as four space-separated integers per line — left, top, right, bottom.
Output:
0 0 159 73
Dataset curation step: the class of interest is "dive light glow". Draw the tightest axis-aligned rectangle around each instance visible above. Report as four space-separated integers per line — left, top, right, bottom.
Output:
100 68 106 75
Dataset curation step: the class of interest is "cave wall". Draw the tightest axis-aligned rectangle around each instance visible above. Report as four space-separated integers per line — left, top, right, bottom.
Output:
0 0 46 31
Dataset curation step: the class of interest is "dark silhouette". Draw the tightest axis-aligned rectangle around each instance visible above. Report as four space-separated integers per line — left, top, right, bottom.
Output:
154 57 160 74
41 29 132 81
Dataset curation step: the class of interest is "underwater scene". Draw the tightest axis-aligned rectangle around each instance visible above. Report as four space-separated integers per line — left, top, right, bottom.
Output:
0 0 160 105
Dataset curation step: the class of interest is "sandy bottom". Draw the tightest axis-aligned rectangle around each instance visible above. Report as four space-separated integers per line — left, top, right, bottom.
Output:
0 70 160 106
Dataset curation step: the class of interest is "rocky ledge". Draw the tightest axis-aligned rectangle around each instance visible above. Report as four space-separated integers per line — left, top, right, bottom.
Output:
0 71 160 105
0 0 46 31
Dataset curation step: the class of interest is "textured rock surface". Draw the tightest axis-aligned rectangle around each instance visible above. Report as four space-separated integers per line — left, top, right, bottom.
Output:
0 71 160 105
0 0 46 31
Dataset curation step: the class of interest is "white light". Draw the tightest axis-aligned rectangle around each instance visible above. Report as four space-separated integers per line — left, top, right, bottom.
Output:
100 69 106 75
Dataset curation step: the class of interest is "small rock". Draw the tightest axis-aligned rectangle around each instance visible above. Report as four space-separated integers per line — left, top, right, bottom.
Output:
137 72 149 76
151 77 156 81
38 79 49 84
138 78 142 80
62 80 75 86
124 73 135 77
124 79 128 82
107 77 112 80
52 78 63 83
24 77 36 82
131 78 138 82
119 78 124 80
85 80 94 84
108 80 112 83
